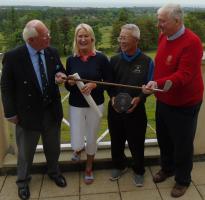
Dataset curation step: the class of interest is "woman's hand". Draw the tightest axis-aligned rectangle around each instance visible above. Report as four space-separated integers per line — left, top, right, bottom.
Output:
81 82 97 95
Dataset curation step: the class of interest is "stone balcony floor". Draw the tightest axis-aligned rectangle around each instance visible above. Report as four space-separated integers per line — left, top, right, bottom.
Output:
1 159 205 200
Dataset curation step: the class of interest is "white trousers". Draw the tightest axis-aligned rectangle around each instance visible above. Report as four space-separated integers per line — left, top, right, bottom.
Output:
69 104 104 155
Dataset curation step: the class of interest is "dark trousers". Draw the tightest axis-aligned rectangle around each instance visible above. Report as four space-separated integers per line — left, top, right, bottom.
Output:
108 101 147 175
16 109 61 187
156 101 202 186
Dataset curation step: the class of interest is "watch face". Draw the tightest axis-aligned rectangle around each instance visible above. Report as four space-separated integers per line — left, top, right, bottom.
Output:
113 93 132 113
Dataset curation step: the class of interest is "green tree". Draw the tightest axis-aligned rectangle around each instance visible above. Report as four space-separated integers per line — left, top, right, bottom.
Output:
50 19 63 53
93 25 102 48
185 14 205 42
111 8 129 51
58 16 71 55
135 17 158 51
2 8 23 50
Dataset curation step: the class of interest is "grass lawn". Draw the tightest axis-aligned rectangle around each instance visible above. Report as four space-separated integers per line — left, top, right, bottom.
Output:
60 87 157 144
98 26 112 49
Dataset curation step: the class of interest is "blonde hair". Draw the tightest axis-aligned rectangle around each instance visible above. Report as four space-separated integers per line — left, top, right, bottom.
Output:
73 23 96 56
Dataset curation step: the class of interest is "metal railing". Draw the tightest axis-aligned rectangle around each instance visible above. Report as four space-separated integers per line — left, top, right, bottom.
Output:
36 90 157 151
57 92 157 150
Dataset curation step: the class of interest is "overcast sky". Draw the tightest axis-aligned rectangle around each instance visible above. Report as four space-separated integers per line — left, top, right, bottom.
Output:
0 0 205 7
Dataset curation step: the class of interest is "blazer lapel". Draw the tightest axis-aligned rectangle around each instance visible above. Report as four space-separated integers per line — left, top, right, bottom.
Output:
44 48 54 83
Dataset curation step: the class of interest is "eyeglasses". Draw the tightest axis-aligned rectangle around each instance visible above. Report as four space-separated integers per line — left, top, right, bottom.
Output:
157 18 176 26
40 32 51 40
117 36 132 42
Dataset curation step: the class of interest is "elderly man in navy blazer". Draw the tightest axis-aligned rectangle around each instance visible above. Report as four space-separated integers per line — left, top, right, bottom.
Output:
1 19 67 200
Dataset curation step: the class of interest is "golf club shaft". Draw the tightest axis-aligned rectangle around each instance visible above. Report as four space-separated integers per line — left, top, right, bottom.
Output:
66 77 165 92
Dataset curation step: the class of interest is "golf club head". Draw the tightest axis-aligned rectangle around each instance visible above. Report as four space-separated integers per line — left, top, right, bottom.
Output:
163 80 172 91
152 80 172 92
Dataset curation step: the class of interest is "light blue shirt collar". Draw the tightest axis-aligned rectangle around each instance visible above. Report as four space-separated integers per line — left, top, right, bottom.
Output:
26 43 44 55
167 25 185 41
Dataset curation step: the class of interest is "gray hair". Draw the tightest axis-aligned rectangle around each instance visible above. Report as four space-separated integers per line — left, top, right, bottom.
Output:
121 24 140 40
22 20 41 42
157 3 184 21
73 23 96 56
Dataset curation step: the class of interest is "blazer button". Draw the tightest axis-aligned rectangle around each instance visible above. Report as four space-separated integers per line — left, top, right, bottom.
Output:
28 94 32 97
24 81 27 84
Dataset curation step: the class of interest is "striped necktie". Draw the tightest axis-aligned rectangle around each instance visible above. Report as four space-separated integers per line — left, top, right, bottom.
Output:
37 51 50 107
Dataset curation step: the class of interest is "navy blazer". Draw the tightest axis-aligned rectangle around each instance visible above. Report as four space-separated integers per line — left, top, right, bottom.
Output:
1 44 65 131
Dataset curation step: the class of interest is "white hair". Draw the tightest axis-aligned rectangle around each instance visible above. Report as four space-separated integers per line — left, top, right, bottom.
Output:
121 24 140 40
22 20 42 42
157 3 184 21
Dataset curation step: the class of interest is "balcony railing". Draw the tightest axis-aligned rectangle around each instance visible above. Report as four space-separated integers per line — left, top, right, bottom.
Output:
56 91 157 151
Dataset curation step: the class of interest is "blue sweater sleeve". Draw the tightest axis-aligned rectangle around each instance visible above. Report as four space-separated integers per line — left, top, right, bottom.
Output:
147 59 154 82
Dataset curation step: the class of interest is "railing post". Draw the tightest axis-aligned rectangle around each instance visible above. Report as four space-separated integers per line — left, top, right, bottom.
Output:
0 53 10 167
194 64 205 155
0 102 9 167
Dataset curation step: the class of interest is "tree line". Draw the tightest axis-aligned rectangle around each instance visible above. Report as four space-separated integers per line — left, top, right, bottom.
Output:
0 6 205 55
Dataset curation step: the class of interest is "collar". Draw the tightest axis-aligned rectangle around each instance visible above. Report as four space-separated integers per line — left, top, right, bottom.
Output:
167 25 185 41
77 51 96 62
26 43 45 56
121 49 141 62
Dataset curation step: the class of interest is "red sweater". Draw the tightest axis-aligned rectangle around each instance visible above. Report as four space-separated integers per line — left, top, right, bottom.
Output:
154 28 204 106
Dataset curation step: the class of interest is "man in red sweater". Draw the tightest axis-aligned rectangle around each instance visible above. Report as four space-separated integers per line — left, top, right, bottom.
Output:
143 3 204 198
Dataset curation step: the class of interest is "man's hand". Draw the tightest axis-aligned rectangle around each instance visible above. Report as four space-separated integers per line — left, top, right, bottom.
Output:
142 81 158 94
7 115 19 124
111 96 120 113
67 75 76 86
81 83 97 95
127 97 140 113
55 72 67 84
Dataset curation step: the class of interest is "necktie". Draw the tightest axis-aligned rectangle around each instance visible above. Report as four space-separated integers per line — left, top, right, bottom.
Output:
37 51 50 107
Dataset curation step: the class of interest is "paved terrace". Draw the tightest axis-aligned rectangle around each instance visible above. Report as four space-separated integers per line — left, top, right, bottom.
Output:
1 148 205 200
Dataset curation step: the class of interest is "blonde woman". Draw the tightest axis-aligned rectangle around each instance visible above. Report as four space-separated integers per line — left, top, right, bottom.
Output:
65 23 112 184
